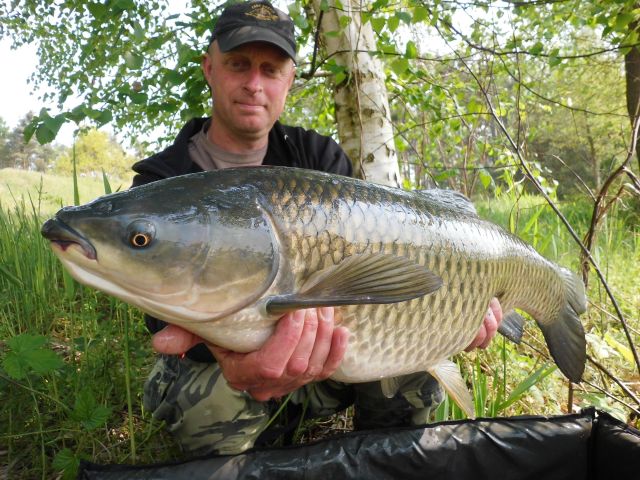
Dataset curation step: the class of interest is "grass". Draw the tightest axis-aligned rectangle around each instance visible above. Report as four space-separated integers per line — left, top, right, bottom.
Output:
0 168 131 215
0 171 180 478
0 169 638 478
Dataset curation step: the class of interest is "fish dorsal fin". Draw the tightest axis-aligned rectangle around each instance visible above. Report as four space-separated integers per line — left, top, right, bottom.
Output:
265 253 442 316
498 311 525 344
417 189 478 217
428 360 475 418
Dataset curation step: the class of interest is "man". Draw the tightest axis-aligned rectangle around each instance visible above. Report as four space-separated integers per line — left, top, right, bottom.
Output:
132 0 502 457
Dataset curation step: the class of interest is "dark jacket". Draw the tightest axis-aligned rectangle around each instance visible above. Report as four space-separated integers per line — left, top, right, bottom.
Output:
131 117 353 362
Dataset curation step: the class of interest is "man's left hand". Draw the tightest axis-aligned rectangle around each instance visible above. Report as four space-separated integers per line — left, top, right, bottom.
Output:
465 297 502 351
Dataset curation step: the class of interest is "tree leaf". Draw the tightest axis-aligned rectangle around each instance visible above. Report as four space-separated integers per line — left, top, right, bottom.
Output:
23 119 37 143
478 168 493 189
391 57 410 75
370 17 386 34
35 125 54 144
395 11 412 25
165 69 184 86
334 71 347 85
42 113 66 134
405 41 418 59
614 13 635 32
112 0 135 13
413 6 429 23
529 41 544 55
129 92 148 105
67 105 88 123
467 98 483 114
434 169 458 182
548 55 562 67
87 2 107 19
388 15 400 32
95 110 114 125
124 51 144 70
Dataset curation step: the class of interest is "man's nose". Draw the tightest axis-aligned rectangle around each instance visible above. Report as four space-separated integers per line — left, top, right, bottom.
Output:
243 68 263 93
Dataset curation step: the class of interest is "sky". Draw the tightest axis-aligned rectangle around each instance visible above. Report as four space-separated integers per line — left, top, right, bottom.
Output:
0 37 78 144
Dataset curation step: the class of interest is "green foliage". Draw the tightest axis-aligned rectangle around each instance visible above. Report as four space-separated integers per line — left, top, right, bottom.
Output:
0 195 180 478
53 128 135 181
52 448 81 480
0 113 62 171
71 389 112 431
1 0 214 149
1 0 637 201
0 168 122 214
2 334 64 380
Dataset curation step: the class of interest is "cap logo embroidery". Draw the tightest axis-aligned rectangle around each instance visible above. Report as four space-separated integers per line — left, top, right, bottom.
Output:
245 4 279 21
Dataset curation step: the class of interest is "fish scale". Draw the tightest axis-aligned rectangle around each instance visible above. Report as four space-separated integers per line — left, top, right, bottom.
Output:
42 166 587 416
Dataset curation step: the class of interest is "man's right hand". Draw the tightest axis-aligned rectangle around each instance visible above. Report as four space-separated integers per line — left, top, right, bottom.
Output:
151 307 350 402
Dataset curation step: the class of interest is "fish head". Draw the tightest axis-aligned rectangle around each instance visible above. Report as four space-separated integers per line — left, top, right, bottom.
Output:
41 179 279 324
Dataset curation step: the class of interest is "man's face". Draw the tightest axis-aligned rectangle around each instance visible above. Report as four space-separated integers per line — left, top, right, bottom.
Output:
203 41 295 146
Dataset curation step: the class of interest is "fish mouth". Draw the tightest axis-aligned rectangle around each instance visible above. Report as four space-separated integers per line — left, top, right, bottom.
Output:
41 218 97 260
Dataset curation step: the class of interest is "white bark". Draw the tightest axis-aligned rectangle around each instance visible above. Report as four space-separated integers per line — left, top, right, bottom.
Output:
311 0 400 187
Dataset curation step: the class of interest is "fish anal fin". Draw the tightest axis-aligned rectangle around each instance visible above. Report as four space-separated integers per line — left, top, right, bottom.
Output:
428 360 475 418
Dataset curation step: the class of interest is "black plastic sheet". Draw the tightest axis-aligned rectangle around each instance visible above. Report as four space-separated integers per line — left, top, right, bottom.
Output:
77 409 640 480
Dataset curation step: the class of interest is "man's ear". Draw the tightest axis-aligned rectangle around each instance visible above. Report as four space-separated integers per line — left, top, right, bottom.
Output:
287 64 296 89
201 53 214 87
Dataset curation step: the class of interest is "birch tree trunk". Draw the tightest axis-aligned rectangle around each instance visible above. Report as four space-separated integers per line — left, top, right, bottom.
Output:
310 0 400 186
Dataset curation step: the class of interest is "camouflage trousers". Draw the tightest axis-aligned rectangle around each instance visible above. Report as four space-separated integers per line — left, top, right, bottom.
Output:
143 355 443 457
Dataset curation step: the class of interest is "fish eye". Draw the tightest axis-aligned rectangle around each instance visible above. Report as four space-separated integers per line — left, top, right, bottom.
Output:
130 232 152 248
126 221 155 249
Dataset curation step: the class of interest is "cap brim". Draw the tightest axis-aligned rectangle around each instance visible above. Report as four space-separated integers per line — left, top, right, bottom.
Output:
216 26 296 61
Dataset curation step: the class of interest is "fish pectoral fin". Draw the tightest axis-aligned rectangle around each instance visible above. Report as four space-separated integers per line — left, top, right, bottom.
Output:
380 377 401 398
497 311 525 344
266 253 442 315
428 360 475 418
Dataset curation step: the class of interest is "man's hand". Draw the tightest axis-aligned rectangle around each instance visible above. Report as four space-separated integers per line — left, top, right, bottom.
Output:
465 297 503 351
151 307 349 402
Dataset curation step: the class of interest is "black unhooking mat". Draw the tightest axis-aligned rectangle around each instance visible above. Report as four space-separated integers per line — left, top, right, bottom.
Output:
77 408 639 480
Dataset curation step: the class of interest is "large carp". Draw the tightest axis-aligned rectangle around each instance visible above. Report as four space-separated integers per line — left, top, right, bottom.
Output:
41 167 587 416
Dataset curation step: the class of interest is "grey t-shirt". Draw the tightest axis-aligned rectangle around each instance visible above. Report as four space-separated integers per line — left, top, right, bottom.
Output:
188 121 267 171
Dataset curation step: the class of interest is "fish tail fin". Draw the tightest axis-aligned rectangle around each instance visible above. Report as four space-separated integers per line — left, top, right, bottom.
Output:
538 267 587 383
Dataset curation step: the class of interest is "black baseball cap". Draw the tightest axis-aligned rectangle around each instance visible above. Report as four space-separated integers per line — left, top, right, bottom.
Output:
209 1 297 61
